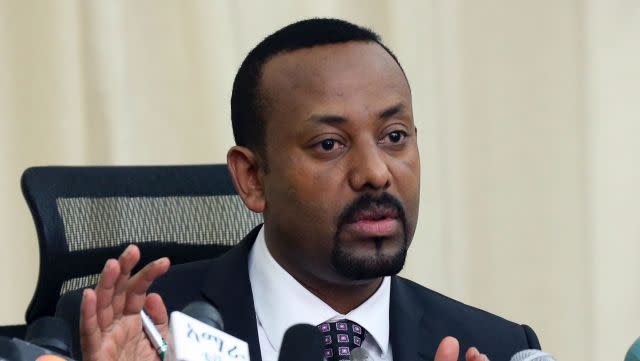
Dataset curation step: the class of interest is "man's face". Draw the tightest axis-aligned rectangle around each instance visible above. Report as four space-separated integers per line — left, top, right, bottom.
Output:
258 41 420 286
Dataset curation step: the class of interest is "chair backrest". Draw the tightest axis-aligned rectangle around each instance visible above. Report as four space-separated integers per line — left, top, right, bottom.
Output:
21 164 263 323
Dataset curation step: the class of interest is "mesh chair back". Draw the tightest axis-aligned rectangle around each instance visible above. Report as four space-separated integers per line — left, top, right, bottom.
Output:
21 164 262 323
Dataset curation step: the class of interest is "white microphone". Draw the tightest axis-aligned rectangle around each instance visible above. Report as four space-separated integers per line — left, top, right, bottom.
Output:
168 310 250 361
509 349 555 361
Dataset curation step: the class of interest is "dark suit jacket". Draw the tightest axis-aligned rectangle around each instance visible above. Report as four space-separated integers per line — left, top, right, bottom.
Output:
58 226 540 361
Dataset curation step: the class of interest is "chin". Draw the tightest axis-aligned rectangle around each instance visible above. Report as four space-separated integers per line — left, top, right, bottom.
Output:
331 242 408 280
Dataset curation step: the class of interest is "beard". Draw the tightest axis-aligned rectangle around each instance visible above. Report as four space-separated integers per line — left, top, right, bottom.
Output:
331 193 410 280
331 238 408 280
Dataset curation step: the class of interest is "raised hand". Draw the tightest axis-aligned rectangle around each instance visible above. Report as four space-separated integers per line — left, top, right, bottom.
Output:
435 336 490 361
79 245 171 361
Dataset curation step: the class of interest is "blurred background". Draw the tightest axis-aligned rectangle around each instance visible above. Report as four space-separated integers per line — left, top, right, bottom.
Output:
0 1 638 360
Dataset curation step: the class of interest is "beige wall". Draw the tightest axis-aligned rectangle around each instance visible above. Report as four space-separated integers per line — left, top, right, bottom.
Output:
585 1 640 360
421 1 592 359
1 1 638 360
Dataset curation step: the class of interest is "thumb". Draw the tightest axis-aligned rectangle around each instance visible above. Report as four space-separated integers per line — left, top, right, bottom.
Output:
435 336 460 361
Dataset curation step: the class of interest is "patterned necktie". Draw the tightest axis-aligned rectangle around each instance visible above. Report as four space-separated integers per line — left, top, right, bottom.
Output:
317 319 368 361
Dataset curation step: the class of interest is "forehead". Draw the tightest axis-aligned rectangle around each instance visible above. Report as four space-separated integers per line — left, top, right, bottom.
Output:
258 41 411 121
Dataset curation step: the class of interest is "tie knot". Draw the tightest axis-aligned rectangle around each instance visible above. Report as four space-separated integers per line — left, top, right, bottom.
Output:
317 319 367 361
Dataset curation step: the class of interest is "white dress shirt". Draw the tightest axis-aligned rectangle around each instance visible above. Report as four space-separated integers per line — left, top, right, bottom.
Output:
248 227 393 361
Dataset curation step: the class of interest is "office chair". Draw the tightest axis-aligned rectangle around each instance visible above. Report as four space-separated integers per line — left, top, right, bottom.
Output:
18 164 263 326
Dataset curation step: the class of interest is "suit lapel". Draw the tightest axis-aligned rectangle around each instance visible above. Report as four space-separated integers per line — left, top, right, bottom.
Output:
200 225 263 361
390 277 436 361
198 228 445 361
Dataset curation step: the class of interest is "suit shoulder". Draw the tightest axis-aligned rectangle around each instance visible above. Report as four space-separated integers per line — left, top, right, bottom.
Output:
395 276 516 324
154 257 213 287
149 257 217 311
393 276 540 349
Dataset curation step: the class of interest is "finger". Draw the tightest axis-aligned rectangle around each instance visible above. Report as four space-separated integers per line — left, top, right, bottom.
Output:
94 259 120 330
145 293 169 326
468 352 489 361
79 289 102 359
123 257 171 314
434 336 459 361
112 245 140 318
466 347 480 361
145 293 170 337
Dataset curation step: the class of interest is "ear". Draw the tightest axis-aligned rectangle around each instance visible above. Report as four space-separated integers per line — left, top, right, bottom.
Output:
227 146 266 213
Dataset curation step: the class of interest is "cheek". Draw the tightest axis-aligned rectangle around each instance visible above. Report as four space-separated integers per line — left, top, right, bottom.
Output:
393 151 421 216
270 154 342 223
399 146 420 189
292 166 340 217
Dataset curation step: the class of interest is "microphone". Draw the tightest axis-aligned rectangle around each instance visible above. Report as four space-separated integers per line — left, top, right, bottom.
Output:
25 316 73 357
625 337 640 361
0 336 20 361
168 302 249 361
0 316 75 360
350 347 370 360
181 301 224 330
509 349 555 361
0 336 75 361
277 324 324 361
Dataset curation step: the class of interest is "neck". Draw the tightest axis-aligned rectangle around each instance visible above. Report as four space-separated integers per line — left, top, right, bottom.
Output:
296 275 384 314
263 226 385 314
276 253 385 314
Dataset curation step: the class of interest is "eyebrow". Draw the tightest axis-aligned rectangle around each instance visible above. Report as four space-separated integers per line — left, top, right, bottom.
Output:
378 102 405 120
306 102 406 125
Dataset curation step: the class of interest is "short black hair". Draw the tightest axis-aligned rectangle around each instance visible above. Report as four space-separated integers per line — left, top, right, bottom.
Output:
230 18 405 161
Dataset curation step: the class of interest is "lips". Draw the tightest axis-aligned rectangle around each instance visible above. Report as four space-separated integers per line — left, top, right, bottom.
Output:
335 193 407 240
349 206 399 223
344 205 401 237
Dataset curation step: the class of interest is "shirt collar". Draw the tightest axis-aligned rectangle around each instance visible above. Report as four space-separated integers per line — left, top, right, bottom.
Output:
248 227 391 356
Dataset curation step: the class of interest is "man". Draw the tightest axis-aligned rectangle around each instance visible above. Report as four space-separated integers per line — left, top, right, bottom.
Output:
73 19 540 361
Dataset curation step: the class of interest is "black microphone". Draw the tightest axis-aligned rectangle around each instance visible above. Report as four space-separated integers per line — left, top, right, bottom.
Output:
277 324 324 361
1 335 75 360
25 316 73 357
0 336 20 360
181 300 225 330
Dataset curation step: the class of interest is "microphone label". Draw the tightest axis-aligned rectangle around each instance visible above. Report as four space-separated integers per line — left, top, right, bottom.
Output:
170 311 250 361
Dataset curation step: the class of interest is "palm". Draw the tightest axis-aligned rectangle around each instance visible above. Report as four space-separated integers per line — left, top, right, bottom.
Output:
80 245 171 361
85 315 163 361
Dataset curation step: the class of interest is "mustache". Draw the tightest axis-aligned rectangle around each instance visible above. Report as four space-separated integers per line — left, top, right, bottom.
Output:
336 192 408 232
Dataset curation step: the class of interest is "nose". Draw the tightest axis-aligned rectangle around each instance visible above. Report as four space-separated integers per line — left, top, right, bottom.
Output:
348 143 391 191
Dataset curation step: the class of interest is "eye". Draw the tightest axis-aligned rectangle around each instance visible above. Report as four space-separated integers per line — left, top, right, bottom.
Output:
314 138 344 152
321 139 336 151
379 130 408 145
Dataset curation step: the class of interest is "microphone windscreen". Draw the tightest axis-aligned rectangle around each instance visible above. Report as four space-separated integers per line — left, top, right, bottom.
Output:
0 336 20 360
350 347 370 360
25 316 73 357
278 324 324 361
181 301 224 330
509 349 555 361
625 337 640 361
